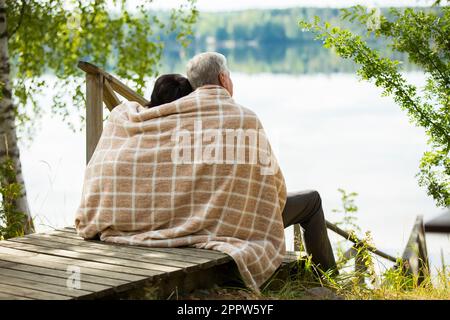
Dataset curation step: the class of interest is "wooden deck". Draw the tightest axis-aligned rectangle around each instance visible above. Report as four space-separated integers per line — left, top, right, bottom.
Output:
0 227 301 300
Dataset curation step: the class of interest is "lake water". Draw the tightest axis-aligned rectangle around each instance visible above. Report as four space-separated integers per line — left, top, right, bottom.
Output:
20 70 449 275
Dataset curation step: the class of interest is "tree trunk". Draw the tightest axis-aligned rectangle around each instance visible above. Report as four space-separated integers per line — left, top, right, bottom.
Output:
0 0 34 234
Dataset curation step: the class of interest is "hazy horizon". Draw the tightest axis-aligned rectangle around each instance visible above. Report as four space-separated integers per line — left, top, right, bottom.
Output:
145 0 441 12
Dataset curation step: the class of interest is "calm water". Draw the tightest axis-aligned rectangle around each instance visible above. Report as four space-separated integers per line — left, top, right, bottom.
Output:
20 70 449 274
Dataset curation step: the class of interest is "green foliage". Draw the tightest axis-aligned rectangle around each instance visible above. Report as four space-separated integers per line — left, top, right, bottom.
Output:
261 255 333 299
383 258 424 291
300 5 450 207
162 7 415 75
332 188 360 233
6 0 198 133
331 189 377 286
0 157 26 240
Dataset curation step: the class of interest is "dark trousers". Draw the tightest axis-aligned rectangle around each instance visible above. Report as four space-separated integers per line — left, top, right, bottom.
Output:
281 190 337 272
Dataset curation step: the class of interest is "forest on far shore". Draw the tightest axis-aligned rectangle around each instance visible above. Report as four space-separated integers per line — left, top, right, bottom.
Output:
154 7 423 74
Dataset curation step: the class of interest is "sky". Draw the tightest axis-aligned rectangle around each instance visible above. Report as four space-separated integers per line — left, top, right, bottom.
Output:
148 0 439 11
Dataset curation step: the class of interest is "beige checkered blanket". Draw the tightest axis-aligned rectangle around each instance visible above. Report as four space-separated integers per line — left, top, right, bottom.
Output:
75 85 287 291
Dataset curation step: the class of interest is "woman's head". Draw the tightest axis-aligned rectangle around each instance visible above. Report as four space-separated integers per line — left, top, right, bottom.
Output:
146 74 193 108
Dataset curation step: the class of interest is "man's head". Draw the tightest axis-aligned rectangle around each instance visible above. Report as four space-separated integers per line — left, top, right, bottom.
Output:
186 52 233 96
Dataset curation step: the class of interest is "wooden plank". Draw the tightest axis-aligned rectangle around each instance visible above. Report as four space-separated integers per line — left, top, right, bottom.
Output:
0 291 32 300
0 240 180 275
0 274 92 298
56 228 231 260
27 232 214 265
86 72 104 164
0 242 237 300
0 255 137 284
78 60 105 74
0 283 70 300
0 267 110 292
180 247 231 258
103 79 121 111
0 246 154 281
44 230 226 263
78 61 148 106
0 261 126 287
108 79 148 106
10 236 198 269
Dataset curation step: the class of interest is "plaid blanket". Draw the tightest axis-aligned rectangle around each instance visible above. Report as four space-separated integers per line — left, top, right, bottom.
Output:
75 85 287 291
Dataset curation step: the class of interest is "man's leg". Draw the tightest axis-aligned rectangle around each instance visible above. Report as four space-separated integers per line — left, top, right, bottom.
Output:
282 190 337 273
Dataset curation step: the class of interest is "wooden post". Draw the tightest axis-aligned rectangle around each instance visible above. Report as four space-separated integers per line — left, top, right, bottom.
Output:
293 224 304 252
86 73 104 164
401 215 430 284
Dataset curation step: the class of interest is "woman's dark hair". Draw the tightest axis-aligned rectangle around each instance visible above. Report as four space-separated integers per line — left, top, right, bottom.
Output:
145 74 193 108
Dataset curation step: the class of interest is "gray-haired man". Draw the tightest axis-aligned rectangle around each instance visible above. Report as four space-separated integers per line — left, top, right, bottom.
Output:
186 51 337 274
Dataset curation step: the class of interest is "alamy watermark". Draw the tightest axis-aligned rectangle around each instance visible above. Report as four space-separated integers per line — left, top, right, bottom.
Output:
66 11 81 31
171 120 279 175
66 265 81 290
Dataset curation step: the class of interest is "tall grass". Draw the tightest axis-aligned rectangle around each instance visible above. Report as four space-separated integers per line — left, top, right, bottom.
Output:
257 252 450 300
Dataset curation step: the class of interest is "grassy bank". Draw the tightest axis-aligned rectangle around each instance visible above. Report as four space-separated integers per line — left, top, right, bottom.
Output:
176 257 450 300
260 257 450 300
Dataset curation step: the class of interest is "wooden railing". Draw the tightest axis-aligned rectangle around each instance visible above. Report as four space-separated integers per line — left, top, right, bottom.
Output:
77 61 149 163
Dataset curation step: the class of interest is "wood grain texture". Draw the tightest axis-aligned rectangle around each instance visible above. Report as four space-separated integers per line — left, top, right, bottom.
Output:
0 261 127 287
55 228 232 260
0 227 302 300
0 246 152 281
9 236 197 269
0 240 178 275
0 283 71 300
25 232 216 265
0 267 109 292
103 79 121 110
86 72 104 164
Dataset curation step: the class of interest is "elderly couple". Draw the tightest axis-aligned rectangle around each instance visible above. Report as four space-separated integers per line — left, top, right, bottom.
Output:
75 52 337 292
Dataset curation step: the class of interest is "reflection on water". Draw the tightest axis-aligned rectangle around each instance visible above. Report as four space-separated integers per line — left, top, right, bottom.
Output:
160 42 415 75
